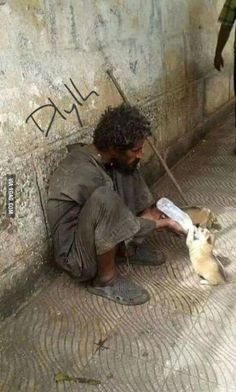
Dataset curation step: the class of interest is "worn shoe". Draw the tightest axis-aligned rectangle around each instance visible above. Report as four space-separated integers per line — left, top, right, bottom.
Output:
87 274 150 305
117 242 166 266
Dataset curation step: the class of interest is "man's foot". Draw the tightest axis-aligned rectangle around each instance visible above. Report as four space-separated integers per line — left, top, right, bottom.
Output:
87 274 150 305
117 242 166 266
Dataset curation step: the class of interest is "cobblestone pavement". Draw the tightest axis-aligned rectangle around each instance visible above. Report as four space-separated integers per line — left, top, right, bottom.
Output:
1 113 236 392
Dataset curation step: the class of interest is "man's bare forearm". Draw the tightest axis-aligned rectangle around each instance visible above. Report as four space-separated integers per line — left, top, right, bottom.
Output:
215 24 232 55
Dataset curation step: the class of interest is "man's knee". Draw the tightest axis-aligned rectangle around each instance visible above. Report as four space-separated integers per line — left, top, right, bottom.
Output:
90 185 122 210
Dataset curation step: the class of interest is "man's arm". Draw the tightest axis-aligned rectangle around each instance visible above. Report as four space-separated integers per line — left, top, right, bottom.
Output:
139 206 187 235
214 24 233 71
214 0 236 71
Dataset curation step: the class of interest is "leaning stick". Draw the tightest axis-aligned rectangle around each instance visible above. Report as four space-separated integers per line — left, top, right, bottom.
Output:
106 69 188 204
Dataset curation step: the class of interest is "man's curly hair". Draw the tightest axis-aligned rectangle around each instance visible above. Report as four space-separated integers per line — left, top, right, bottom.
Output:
93 104 151 151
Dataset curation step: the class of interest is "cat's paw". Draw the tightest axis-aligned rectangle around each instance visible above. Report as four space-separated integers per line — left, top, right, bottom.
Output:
200 278 209 285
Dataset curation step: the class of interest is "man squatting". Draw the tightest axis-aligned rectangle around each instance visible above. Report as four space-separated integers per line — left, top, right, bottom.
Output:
47 104 186 306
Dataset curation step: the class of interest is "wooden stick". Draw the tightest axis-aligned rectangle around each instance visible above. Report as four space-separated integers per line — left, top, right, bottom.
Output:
106 69 188 204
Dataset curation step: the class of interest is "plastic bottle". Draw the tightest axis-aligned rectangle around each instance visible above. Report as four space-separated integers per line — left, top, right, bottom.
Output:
156 197 193 232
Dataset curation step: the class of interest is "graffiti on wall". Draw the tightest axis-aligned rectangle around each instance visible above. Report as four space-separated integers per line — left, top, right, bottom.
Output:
26 78 99 137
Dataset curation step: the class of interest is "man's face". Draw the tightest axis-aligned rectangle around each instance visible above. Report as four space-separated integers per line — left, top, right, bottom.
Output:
112 139 145 175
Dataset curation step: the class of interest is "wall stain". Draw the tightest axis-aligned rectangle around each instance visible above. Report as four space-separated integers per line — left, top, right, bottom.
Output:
129 60 138 74
11 0 46 30
131 15 140 29
110 6 122 27
70 4 79 49
47 1 57 48
149 0 161 35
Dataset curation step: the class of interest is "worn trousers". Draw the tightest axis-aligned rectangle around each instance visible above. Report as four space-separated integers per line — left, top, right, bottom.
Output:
65 186 156 281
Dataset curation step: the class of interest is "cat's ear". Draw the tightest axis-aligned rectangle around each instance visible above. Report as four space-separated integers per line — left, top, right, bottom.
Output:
206 234 214 245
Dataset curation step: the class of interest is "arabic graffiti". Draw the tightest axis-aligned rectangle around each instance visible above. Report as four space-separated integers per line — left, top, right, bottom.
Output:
26 78 99 137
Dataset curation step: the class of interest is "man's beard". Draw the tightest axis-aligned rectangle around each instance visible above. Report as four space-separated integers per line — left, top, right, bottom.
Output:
112 158 140 175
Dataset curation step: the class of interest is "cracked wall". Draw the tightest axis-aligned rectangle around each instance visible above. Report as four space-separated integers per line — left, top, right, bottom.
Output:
0 0 234 313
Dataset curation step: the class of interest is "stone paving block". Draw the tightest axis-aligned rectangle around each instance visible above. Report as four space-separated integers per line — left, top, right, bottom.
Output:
88 302 196 370
83 353 168 392
118 248 212 316
173 315 236 390
162 370 236 392
0 273 128 391
199 283 236 327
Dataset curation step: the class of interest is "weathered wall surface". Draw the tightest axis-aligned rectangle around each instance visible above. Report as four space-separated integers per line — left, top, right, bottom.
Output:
0 0 234 315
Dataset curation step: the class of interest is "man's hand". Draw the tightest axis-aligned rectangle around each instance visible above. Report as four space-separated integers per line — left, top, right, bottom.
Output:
139 208 187 236
139 207 163 221
166 219 187 236
214 52 224 71
214 24 232 72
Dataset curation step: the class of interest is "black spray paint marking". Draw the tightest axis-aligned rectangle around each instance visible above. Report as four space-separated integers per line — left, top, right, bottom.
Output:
26 78 99 137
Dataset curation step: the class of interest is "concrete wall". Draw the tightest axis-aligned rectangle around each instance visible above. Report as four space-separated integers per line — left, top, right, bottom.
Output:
0 0 234 315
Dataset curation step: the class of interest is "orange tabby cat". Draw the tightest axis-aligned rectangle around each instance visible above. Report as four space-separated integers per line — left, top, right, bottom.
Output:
186 226 225 285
